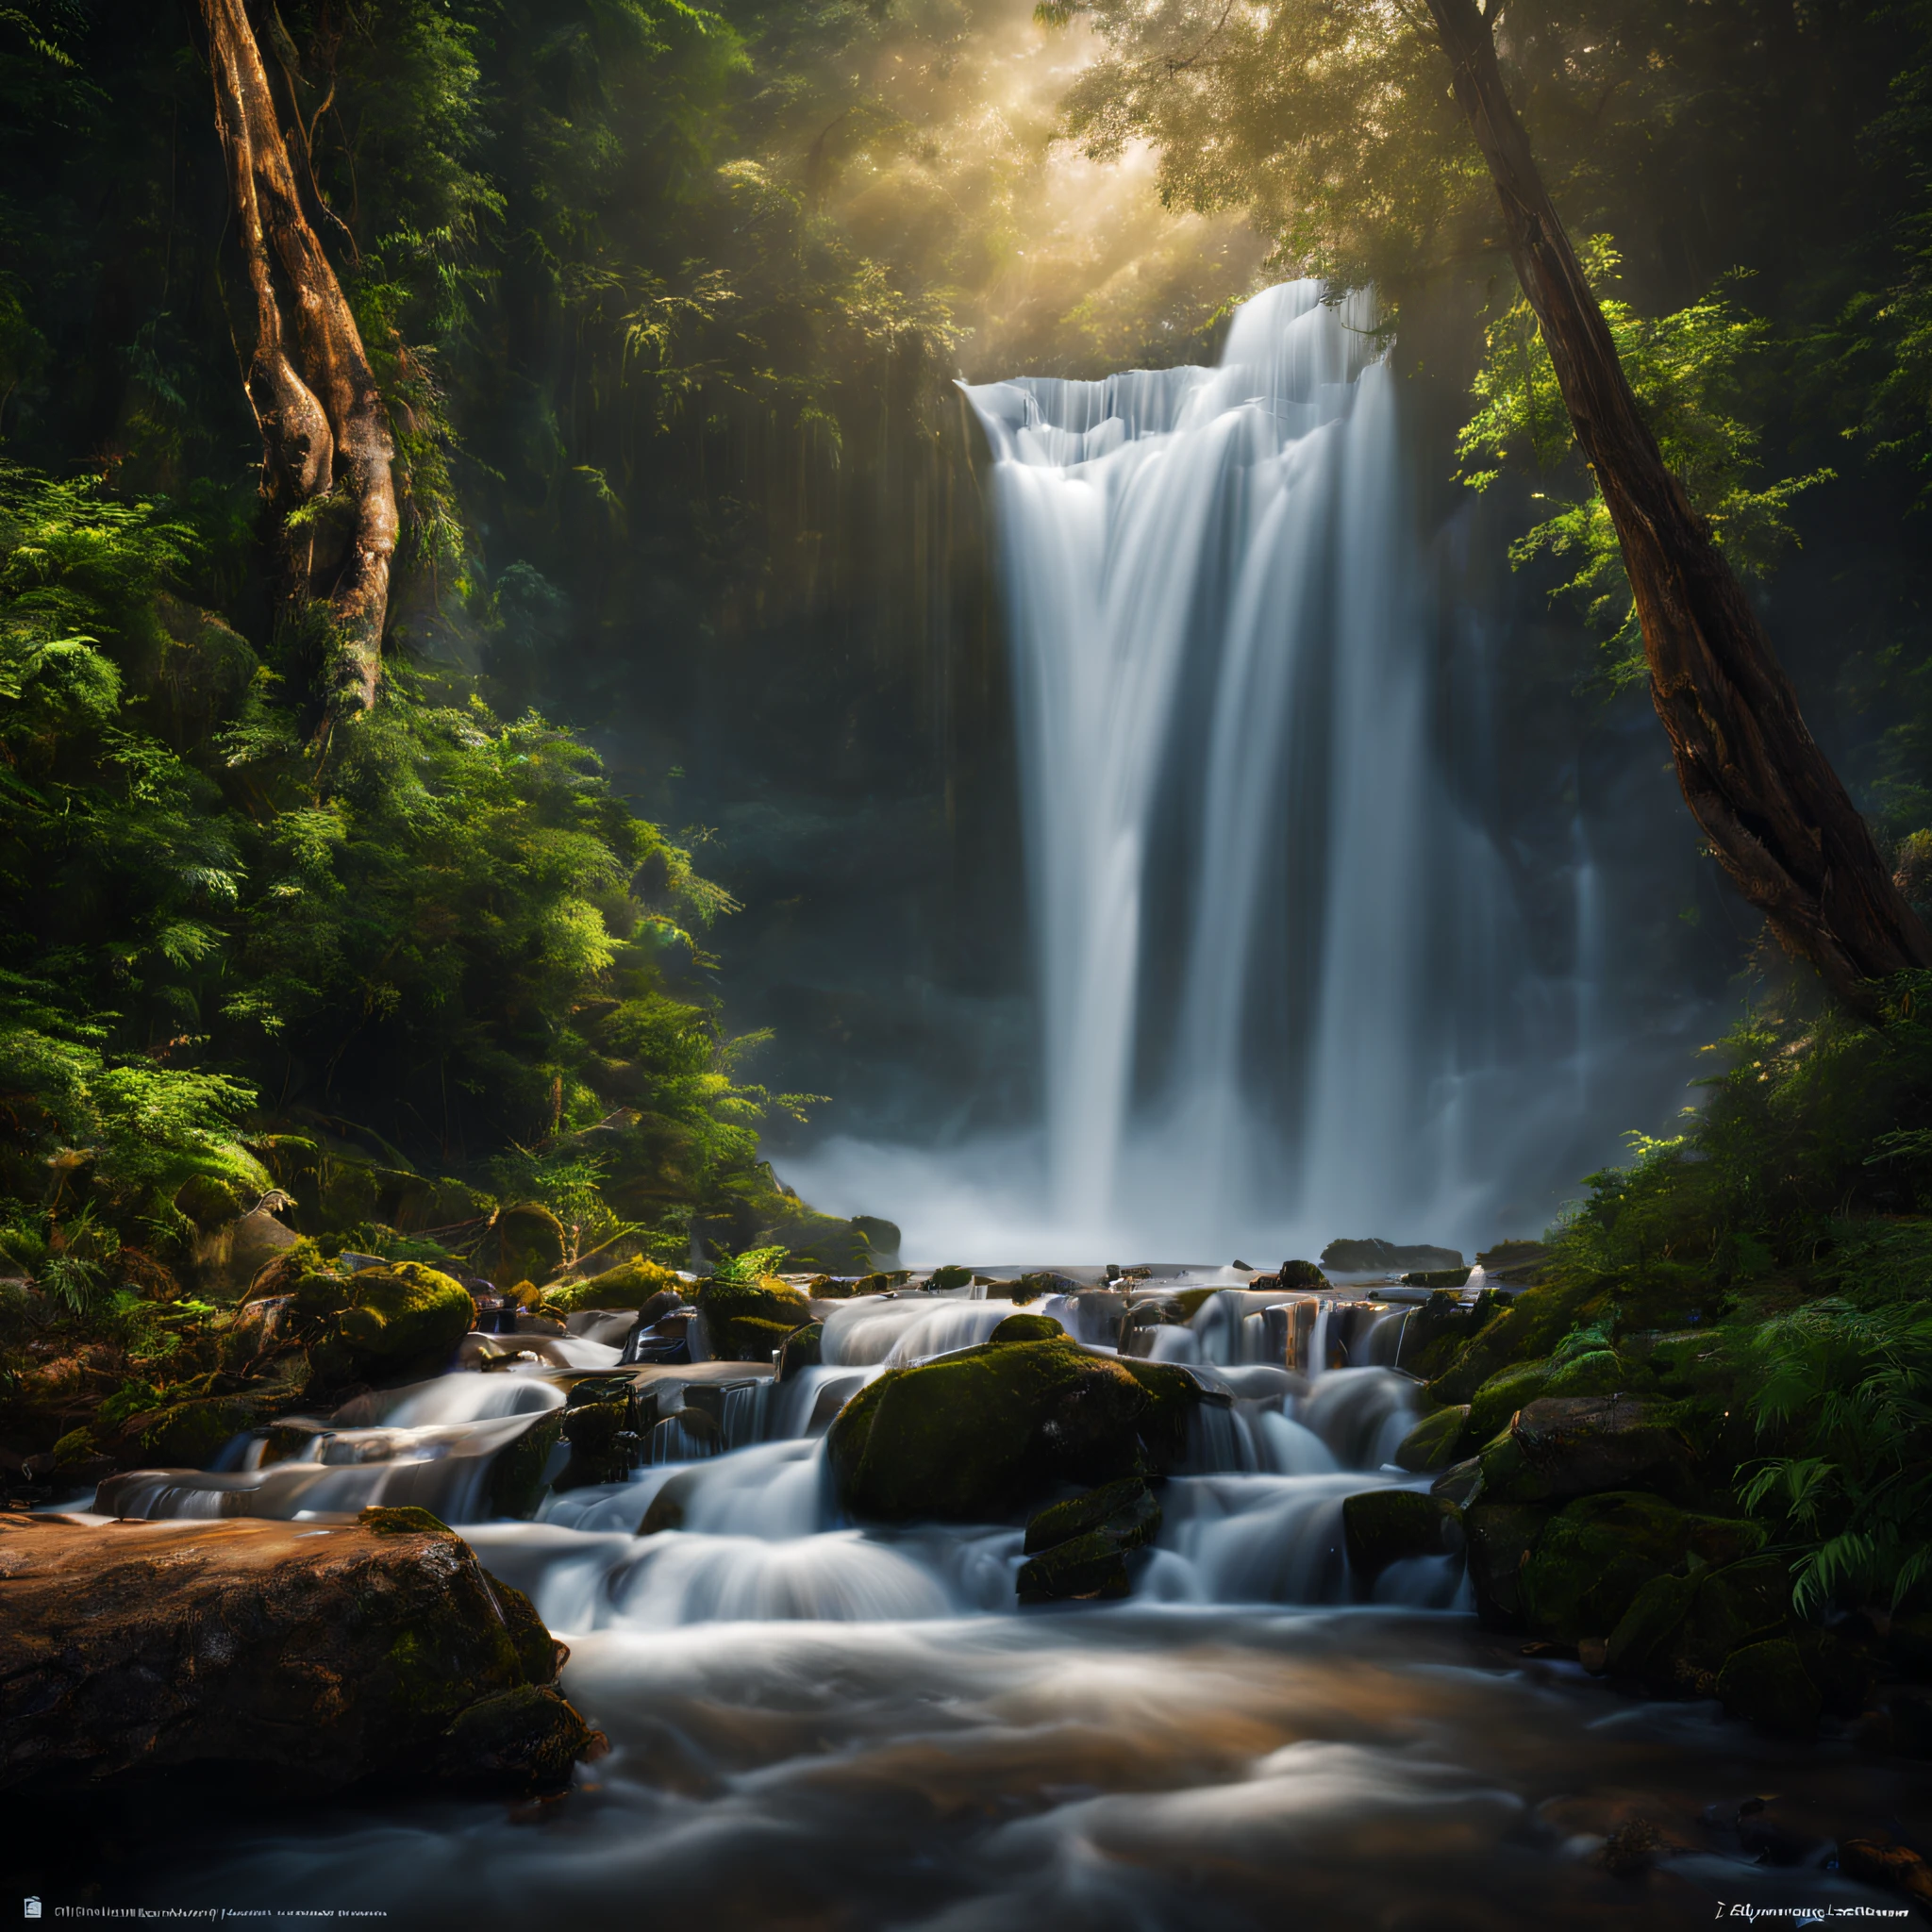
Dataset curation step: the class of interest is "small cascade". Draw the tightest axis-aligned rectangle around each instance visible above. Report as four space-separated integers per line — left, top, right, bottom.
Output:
820 1294 1029 1367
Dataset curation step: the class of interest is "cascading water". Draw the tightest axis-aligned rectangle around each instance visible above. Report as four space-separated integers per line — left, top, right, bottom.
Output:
959 280 1528 1251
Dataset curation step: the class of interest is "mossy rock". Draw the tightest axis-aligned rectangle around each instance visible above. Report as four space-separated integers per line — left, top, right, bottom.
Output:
778 1321 824 1374
1342 1489 1463 1580
1717 1639 1821 1736
1463 1503 1550 1624
991 1312 1063 1344
336 1261 474 1381
1427 1279 1598 1406
1543 1348 1637 1398
1023 1475 1161 1556
547 1257 683 1314
1508 1395 1694 1501
1397 1290 1509 1383
358 1505 455 1538
1278 1259 1326 1289
437 1683 598 1790
926 1265 973 1291
485 1203 568 1291
486 1411 564 1519
128 1394 257 1469
1402 1267 1473 1289
1467 1360 1553 1441
1519 1491 1701 1645
1393 1404 1469 1474
1016 1528 1132 1601
556 1391 638 1491
828 1337 1199 1524
696 1274 812 1360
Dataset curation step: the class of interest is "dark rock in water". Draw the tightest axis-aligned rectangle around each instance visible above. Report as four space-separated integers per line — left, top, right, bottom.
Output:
555 1380 640 1491
991 1312 1063 1345
1023 1475 1161 1557
487 1411 565 1517
1838 1839 1932 1905
1507 1395 1693 1501
1278 1259 1327 1289
1321 1238 1463 1274
1016 1528 1131 1601
925 1265 974 1291
1341 1489 1464 1581
776 1321 823 1376
1717 1639 1821 1736
1462 1503 1550 1623
303 1261 475 1390
0 1511 596 1794
1392 1405 1469 1474
828 1338 1199 1524
694 1275 813 1361
1018 1475 1162 1602
1400 1266 1473 1290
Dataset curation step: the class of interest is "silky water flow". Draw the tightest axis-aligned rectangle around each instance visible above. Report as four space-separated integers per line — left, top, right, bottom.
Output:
788 281 1615 1261
80 1274 1911 1927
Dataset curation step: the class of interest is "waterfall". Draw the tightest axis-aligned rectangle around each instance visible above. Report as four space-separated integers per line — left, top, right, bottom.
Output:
956 282 1563 1254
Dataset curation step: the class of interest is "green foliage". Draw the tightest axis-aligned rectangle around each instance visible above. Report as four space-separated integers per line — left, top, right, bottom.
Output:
1459 243 1831 686
1739 1297 1932 1613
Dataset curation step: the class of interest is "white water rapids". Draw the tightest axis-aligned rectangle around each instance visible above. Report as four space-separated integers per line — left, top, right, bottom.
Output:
87 1287 1918 1925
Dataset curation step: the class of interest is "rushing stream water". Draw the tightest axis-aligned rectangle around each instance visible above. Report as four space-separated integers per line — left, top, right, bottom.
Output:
81 1277 1927 1927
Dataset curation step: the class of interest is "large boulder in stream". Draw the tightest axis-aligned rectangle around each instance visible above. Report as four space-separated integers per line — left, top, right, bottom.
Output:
828 1336 1200 1524
695 1274 814 1361
0 1508 599 1795
298 1261 475 1389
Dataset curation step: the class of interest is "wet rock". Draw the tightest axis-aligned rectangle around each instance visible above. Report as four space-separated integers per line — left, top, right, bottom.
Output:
1429 1454 1485 1509
1321 1238 1463 1274
1507 1394 1693 1501
1716 1639 1820 1736
1400 1267 1473 1289
776 1321 824 1375
828 1338 1198 1524
1018 1475 1161 1602
1838 1839 1932 1906
694 1274 814 1361
1341 1489 1464 1580
326 1261 475 1386
1392 1405 1470 1473
547 1258 686 1315
555 1380 640 1491
1277 1259 1327 1289
1462 1503 1550 1623
991 1312 1063 1344
1023 1475 1161 1556
1600 1817 1671 1877
0 1512 594 1793
485 1412 564 1518
1518 1491 1756 1646
1465 1362 1551 1441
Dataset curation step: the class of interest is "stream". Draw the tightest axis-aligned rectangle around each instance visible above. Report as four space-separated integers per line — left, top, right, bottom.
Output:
79 1275 1927 1928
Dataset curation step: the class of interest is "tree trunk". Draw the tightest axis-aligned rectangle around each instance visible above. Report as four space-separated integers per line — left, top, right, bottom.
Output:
200 0 394 723
1424 0 1932 1020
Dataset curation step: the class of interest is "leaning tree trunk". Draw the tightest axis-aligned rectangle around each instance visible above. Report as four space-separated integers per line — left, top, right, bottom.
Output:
201 0 394 723
1424 0 1932 1020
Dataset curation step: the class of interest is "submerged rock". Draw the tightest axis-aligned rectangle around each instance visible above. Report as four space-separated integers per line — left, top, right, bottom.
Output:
1341 1489 1464 1581
1018 1475 1162 1602
0 1510 597 1794
828 1336 1198 1524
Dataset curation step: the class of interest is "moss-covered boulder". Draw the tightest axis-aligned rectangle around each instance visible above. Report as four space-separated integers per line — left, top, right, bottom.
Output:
991 1312 1063 1344
828 1337 1199 1524
1463 1503 1550 1623
554 1377 641 1491
695 1274 813 1361
1394 1289 1510 1382
0 1513 593 1794
1278 1259 1326 1289
1341 1489 1464 1581
1018 1475 1162 1602
483 1203 567 1291
777 1321 824 1375
547 1257 684 1315
1392 1405 1469 1473
1542 1348 1635 1399
333 1262 474 1383
1466 1361 1552 1441
1508 1394 1693 1501
1717 1639 1821 1736
1426 1279 1595 1405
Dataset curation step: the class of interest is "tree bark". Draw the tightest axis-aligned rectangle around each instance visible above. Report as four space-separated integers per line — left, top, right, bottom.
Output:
1424 0 1932 1020
200 0 394 723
